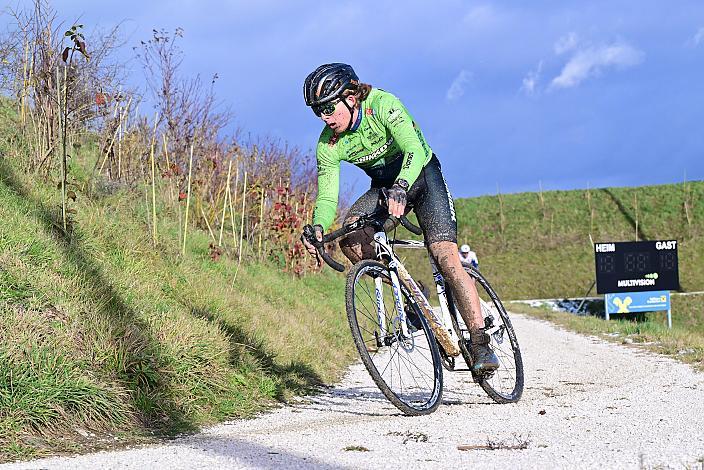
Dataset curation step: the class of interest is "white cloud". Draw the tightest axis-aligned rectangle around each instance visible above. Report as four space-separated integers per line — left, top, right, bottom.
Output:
446 70 472 101
692 27 704 46
462 5 498 28
520 61 543 95
554 32 579 55
550 42 644 89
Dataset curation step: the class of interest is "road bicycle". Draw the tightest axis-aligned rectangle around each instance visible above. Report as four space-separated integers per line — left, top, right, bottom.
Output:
303 193 523 415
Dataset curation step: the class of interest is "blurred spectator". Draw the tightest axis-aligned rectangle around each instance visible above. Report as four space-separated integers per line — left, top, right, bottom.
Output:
459 244 479 270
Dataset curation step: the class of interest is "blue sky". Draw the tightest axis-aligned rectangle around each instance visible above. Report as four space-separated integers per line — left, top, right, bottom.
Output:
7 1 704 198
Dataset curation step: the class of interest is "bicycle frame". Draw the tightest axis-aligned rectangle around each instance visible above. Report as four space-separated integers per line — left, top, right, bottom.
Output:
371 230 461 357
389 238 505 343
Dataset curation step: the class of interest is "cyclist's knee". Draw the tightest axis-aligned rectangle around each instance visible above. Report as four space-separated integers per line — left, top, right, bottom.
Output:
343 215 360 225
339 221 375 263
429 240 458 263
339 242 361 264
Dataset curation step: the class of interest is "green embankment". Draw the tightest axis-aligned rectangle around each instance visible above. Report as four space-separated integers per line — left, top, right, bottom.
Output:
455 180 704 370
405 179 703 313
450 183 704 337
0 104 355 460
452 183 704 299
402 184 702 296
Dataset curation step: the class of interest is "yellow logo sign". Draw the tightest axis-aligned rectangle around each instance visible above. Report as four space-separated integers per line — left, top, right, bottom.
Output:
613 296 632 313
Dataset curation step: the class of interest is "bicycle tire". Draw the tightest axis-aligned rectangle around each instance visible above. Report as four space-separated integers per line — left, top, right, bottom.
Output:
447 266 524 403
346 260 443 416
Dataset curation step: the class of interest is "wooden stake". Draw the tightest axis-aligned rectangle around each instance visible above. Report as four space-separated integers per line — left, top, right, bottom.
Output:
182 143 194 255
634 192 639 241
219 159 233 246
684 170 692 227
118 119 123 177
162 134 171 171
497 183 505 239
232 165 240 214
21 40 28 128
230 167 240 249
144 178 150 234
56 66 67 232
238 171 248 263
258 187 265 260
587 182 593 236
538 180 545 219
201 207 216 242
162 133 177 209
150 112 159 246
232 171 247 286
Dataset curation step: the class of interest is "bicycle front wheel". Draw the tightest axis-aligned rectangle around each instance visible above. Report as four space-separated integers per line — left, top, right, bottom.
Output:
448 266 524 403
346 260 443 416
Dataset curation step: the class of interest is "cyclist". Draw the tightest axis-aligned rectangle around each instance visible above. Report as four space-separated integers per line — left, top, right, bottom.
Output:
301 63 498 372
459 244 479 270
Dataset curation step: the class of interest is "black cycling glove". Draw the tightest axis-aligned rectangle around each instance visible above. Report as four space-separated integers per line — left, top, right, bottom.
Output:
388 179 409 207
301 224 324 245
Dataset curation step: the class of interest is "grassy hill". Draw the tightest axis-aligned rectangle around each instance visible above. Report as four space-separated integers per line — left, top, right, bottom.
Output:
0 115 355 459
453 182 704 298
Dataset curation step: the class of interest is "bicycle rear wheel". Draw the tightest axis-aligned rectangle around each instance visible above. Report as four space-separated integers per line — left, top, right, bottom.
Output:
448 267 524 403
346 260 443 416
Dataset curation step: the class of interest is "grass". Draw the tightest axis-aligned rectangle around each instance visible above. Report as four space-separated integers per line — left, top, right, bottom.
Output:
0 100 356 461
456 184 704 299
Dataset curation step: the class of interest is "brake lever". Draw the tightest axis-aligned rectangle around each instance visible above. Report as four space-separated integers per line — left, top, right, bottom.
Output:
302 224 345 272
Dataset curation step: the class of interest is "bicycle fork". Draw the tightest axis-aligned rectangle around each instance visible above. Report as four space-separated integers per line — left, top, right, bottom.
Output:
373 270 410 342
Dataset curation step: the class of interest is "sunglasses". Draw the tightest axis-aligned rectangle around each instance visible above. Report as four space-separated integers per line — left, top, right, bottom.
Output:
312 100 339 117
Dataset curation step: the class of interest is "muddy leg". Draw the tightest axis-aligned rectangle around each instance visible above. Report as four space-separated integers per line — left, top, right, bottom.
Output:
429 240 483 332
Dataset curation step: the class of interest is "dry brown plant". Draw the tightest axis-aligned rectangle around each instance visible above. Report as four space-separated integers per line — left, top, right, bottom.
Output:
1 1 129 176
1 6 322 272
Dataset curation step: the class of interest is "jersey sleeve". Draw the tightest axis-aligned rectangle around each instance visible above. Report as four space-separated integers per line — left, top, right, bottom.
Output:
312 139 340 232
376 93 429 187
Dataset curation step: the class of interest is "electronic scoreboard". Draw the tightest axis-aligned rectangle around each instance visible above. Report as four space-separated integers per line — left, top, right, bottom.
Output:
594 240 679 294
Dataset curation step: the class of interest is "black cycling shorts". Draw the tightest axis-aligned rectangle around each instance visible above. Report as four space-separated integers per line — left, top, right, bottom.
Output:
345 154 457 245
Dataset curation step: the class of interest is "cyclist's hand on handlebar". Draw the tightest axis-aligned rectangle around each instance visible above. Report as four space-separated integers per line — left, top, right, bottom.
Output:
387 181 408 218
301 224 323 267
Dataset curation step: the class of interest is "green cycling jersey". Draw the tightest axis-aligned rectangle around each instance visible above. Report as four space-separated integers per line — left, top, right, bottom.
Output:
313 88 434 231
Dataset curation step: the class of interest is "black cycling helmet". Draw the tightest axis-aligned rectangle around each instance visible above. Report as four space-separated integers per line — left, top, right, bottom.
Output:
303 63 359 108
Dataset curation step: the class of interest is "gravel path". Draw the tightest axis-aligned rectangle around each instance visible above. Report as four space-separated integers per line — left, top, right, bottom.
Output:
5 313 704 470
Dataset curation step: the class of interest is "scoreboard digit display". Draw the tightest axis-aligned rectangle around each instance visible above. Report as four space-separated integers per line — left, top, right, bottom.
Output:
594 240 679 294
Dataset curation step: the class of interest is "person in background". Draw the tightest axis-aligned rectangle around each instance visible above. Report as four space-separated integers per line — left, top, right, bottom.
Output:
459 244 479 270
